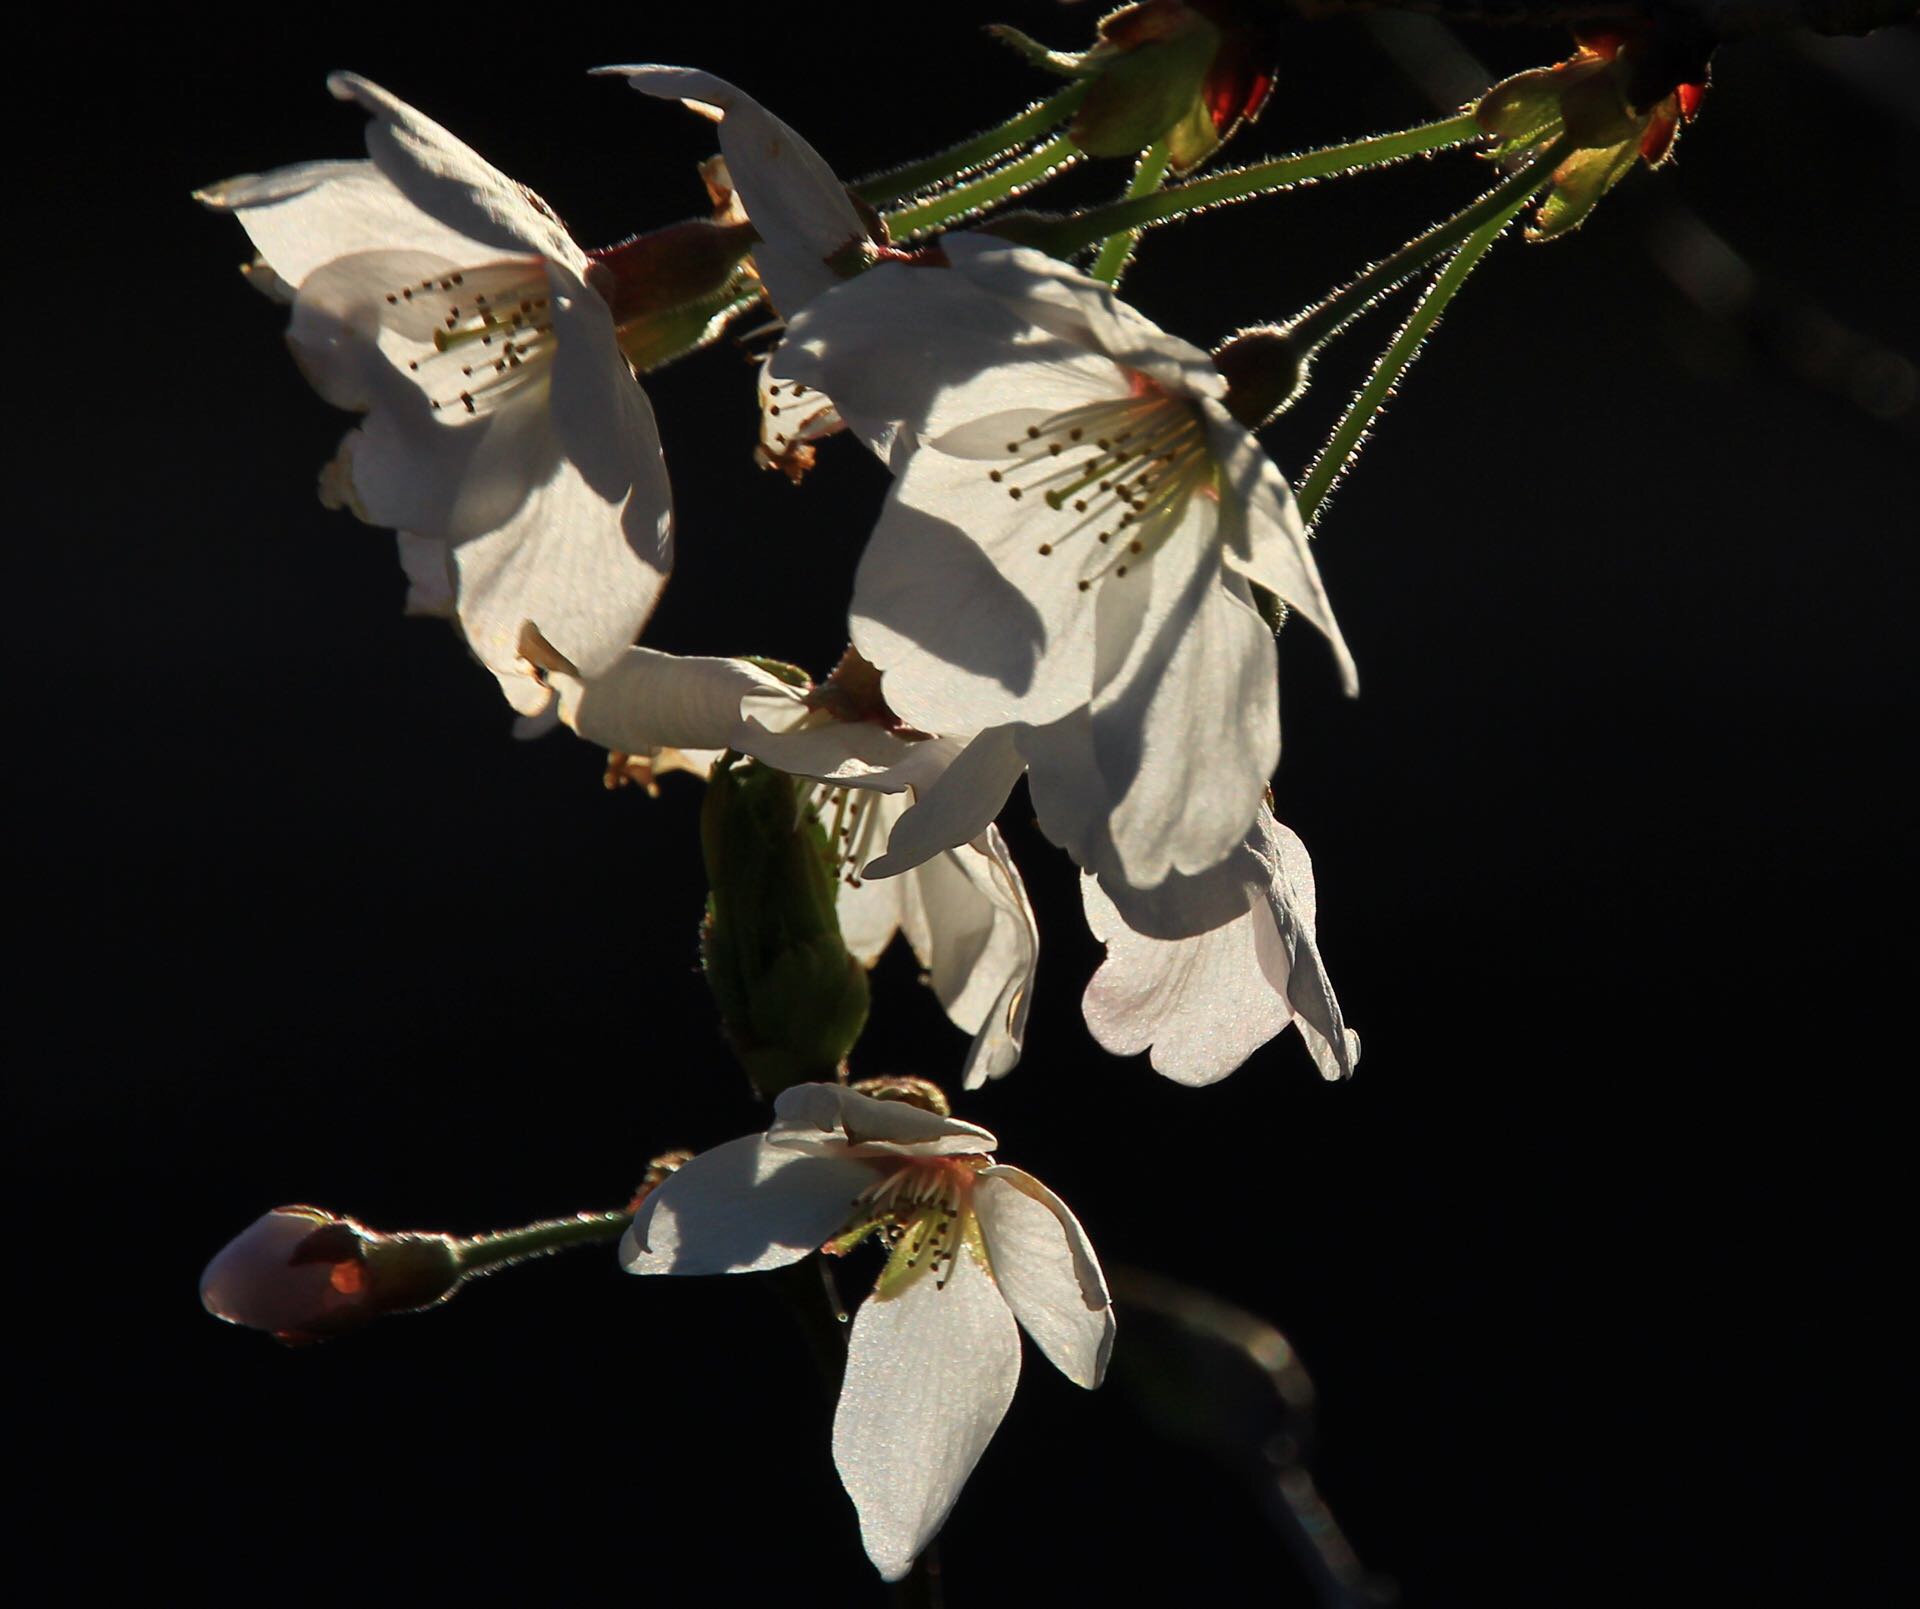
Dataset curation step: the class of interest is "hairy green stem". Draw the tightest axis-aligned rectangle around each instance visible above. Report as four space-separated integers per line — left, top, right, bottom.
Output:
855 82 1090 206
1027 111 1485 258
1298 193 1532 525
1089 141 1173 286
884 135 1082 239
1284 138 1569 354
451 1210 632 1278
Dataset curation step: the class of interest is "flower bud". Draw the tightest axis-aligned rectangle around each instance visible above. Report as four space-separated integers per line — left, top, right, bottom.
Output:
700 755 871 1100
1063 1 1278 171
1213 325 1309 429
586 219 757 372
199 1207 463 1346
1475 25 1710 241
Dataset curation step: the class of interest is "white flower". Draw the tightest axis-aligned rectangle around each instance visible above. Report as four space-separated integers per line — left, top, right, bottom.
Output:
623 1082 1112 1581
548 648 1037 1085
1082 804 1359 1084
197 73 672 715
773 234 1358 888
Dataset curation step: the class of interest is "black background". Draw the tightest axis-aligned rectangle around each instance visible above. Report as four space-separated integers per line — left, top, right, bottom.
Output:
16 6 1915 1603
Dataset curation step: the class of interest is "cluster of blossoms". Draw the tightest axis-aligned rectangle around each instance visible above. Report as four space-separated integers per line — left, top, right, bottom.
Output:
200 41 1399 1583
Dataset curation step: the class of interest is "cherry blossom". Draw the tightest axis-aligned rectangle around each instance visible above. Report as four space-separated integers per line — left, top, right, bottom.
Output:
198 74 672 714
623 1082 1111 1580
773 233 1357 888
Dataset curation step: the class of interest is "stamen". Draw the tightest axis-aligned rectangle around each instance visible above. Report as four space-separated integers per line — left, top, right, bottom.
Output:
975 381 1213 588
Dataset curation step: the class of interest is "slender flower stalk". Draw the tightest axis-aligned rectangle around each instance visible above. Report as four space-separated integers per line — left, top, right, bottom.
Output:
1023 111 1485 258
451 1210 635 1277
883 135 1082 240
1282 138 1571 354
1089 139 1172 286
855 82 1091 206
1298 193 1533 525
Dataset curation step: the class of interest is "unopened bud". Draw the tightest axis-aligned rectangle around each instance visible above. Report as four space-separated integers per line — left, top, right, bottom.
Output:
199 1207 462 1347
1214 326 1309 429
1068 1 1279 172
701 756 871 1100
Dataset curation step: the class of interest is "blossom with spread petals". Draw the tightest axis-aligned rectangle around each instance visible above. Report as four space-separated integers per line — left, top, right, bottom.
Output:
624 1081 1112 1581
549 648 1036 1085
198 73 672 714
774 234 1357 889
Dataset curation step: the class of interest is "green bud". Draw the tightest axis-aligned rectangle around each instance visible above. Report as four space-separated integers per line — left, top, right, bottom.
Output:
700 755 869 1100
1071 13 1222 160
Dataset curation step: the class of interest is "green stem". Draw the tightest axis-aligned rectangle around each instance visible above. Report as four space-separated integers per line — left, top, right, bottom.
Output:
1029 111 1485 258
883 135 1082 240
1297 194 1530 526
854 82 1090 206
451 1210 632 1278
1284 137 1569 355
1089 141 1172 286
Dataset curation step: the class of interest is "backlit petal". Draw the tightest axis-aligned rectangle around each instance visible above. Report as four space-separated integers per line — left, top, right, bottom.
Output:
621 1136 875 1275
833 1246 1021 1582
975 1166 1113 1387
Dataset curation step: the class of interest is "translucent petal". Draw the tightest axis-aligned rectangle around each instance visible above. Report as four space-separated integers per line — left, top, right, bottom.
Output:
621 1136 876 1275
975 1167 1113 1386
833 1246 1021 1582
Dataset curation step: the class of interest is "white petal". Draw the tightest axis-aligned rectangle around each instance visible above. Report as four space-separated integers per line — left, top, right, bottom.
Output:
851 449 1102 733
197 159 506 291
327 74 582 267
736 707 927 787
285 246 494 412
620 1135 876 1275
449 265 672 704
769 1083 996 1159
1080 871 1289 1085
837 795 911 967
1079 822 1270 941
898 830 1037 1089
1079 809 1360 1083
1092 556 1279 885
1255 818 1360 1081
864 727 1025 879
606 66 865 317
555 648 795 754
1207 401 1359 696
395 532 455 617
944 235 1223 400
833 1246 1021 1582
974 1167 1113 1387
774 258 1119 456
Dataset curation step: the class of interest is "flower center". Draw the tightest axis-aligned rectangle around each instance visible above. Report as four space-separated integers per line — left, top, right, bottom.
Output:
982 381 1216 592
827 1157 990 1298
384 260 558 418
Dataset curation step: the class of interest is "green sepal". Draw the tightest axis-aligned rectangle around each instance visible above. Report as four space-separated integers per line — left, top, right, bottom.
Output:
1529 139 1640 240
699 756 870 1100
1163 94 1222 174
1071 19 1220 159
1475 66 1566 143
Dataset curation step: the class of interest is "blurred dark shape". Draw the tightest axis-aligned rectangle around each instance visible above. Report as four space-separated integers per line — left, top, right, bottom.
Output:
1111 1267 1399 1608
200 1206 461 1347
